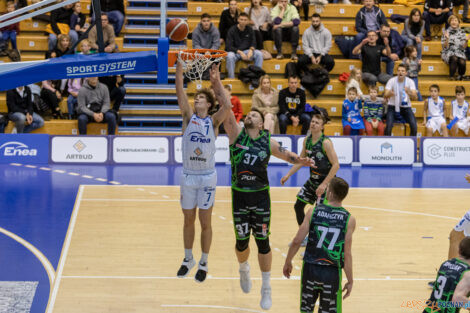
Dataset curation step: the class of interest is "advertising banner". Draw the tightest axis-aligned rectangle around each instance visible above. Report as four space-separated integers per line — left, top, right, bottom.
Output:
51 136 108 163
112 137 169 164
359 137 416 165
0 134 49 164
422 138 470 166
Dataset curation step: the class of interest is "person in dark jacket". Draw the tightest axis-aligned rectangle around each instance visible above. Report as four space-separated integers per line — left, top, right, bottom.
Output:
70 2 87 37
423 0 453 40
225 13 263 78
192 13 220 50
353 0 387 47
90 0 125 36
0 114 6 133
99 75 126 112
48 3 78 51
1 1 20 50
219 0 240 44
377 24 405 75
278 76 310 134
7 86 44 133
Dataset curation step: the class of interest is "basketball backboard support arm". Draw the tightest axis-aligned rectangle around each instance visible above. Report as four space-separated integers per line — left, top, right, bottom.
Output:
92 0 106 54
157 0 169 84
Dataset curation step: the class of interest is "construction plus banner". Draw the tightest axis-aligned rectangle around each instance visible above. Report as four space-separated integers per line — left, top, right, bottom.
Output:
0 51 158 91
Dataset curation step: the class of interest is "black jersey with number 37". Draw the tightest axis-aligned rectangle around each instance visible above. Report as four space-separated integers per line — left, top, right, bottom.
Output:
230 128 271 192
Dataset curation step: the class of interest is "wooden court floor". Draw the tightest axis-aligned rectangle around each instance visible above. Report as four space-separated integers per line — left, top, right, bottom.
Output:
46 185 470 313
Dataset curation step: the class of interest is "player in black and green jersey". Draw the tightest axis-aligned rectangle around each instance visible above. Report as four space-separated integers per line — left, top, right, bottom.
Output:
281 107 340 245
220 99 315 310
424 237 470 313
284 177 356 313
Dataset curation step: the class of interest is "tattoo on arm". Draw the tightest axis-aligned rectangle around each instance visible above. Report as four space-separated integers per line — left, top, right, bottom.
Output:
278 146 287 153
289 156 297 163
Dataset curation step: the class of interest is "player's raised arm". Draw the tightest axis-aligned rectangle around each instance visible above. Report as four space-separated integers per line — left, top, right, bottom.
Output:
271 139 315 167
222 97 242 145
453 271 470 303
317 139 340 196
343 215 356 299
283 207 314 278
176 60 193 129
280 138 307 185
209 64 232 128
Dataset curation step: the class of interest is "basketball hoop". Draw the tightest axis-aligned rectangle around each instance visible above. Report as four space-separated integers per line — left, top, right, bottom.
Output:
168 49 227 84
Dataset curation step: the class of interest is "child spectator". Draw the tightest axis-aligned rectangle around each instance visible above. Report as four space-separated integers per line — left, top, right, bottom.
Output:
363 85 385 136
1 1 19 50
449 86 470 136
424 84 449 137
70 2 87 37
342 87 365 135
224 84 243 124
79 39 92 54
403 45 423 101
345 68 363 99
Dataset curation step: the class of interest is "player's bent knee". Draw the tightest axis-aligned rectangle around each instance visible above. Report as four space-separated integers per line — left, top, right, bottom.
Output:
236 238 250 252
255 237 271 254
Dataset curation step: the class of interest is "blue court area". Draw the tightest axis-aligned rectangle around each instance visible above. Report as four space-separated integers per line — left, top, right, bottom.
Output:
0 163 468 312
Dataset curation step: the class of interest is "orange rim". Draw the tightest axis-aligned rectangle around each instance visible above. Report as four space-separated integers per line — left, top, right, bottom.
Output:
168 49 227 67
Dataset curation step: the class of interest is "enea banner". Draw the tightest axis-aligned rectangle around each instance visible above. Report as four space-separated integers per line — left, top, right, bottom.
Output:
51 136 108 163
0 134 49 164
296 136 354 165
174 136 230 163
422 138 470 166
359 137 416 165
112 137 169 164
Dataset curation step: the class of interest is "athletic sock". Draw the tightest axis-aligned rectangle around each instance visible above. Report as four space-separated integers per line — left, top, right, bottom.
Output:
261 271 271 289
239 261 249 272
200 252 208 264
185 249 193 261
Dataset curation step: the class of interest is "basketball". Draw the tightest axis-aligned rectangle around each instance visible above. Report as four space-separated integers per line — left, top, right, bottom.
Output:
166 18 189 42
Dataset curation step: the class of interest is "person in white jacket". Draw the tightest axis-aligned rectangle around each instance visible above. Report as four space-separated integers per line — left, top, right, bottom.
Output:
297 13 334 72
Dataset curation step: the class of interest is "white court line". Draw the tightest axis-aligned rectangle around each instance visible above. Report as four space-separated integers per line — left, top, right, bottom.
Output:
81 175 93 179
39 167 51 171
25 165 37 168
60 275 434 281
9 163 22 166
46 185 84 313
161 304 264 313
68 172 80 176
53 169 65 173
95 178 107 182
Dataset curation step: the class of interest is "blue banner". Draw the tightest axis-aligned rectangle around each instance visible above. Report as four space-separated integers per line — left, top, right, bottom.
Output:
0 134 49 164
0 51 158 91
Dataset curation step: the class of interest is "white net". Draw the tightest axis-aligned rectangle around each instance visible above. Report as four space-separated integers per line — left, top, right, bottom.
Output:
177 50 225 84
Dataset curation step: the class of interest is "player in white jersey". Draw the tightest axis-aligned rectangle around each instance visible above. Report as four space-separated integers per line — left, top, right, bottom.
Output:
449 86 470 136
176 62 231 282
424 84 449 137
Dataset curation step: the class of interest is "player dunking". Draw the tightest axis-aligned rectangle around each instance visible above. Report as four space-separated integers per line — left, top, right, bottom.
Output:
213 83 315 309
283 177 356 313
425 237 470 312
281 107 340 245
175 63 231 282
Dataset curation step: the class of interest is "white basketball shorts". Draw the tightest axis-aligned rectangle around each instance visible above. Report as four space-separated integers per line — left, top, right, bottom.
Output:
455 210 470 237
180 171 217 210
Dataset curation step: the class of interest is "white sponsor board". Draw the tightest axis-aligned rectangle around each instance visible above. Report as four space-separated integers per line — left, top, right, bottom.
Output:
269 136 292 164
51 136 108 163
359 137 415 165
422 138 470 165
297 136 354 165
174 136 229 163
113 137 169 163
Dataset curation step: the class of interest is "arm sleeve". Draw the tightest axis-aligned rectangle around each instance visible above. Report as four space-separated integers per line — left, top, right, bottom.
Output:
404 19 415 40
378 104 384 118
297 90 306 116
26 88 33 115
88 28 98 49
6 90 22 113
278 90 290 117
106 27 116 49
50 9 61 35
378 9 387 26
250 27 257 49
322 30 332 55
79 13 86 28
219 11 227 40
225 27 236 52
77 89 94 117
211 28 221 50
70 14 78 28
192 29 202 49
302 31 313 57
424 0 430 11
363 102 370 120
100 86 111 113
355 11 366 34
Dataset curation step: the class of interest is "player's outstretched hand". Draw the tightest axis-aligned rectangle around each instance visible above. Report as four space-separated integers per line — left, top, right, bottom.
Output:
315 183 327 198
209 63 221 83
283 261 292 279
466 173 470 184
280 175 289 185
342 281 353 299
299 157 316 168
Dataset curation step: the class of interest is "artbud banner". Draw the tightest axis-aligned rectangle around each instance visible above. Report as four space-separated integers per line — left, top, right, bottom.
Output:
0 51 158 91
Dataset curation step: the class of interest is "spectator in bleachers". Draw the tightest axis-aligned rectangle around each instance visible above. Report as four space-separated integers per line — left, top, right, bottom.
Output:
353 0 387 47
270 0 300 60
342 87 365 135
99 75 126 112
441 15 468 80
423 0 453 41
278 76 310 134
290 0 309 22
7 85 44 133
383 63 418 136
41 78 65 119
352 30 392 86
47 33 71 58
402 8 425 58
0 114 6 133
0 1 19 50
363 85 385 135
298 13 335 73
79 39 92 54
462 0 470 23
252 74 280 133
225 12 263 78
67 78 82 119
77 77 117 135
70 2 87 38
377 23 405 76
12 0 26 9
403 45 423 101
345 68 364 99
219 0 240 44
224 84 243 124
192 13 220 50
47 3 78 52
424 84 449 136
449 85 470 136
88 13 118 53
91 0 125 36
245 0 272 50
